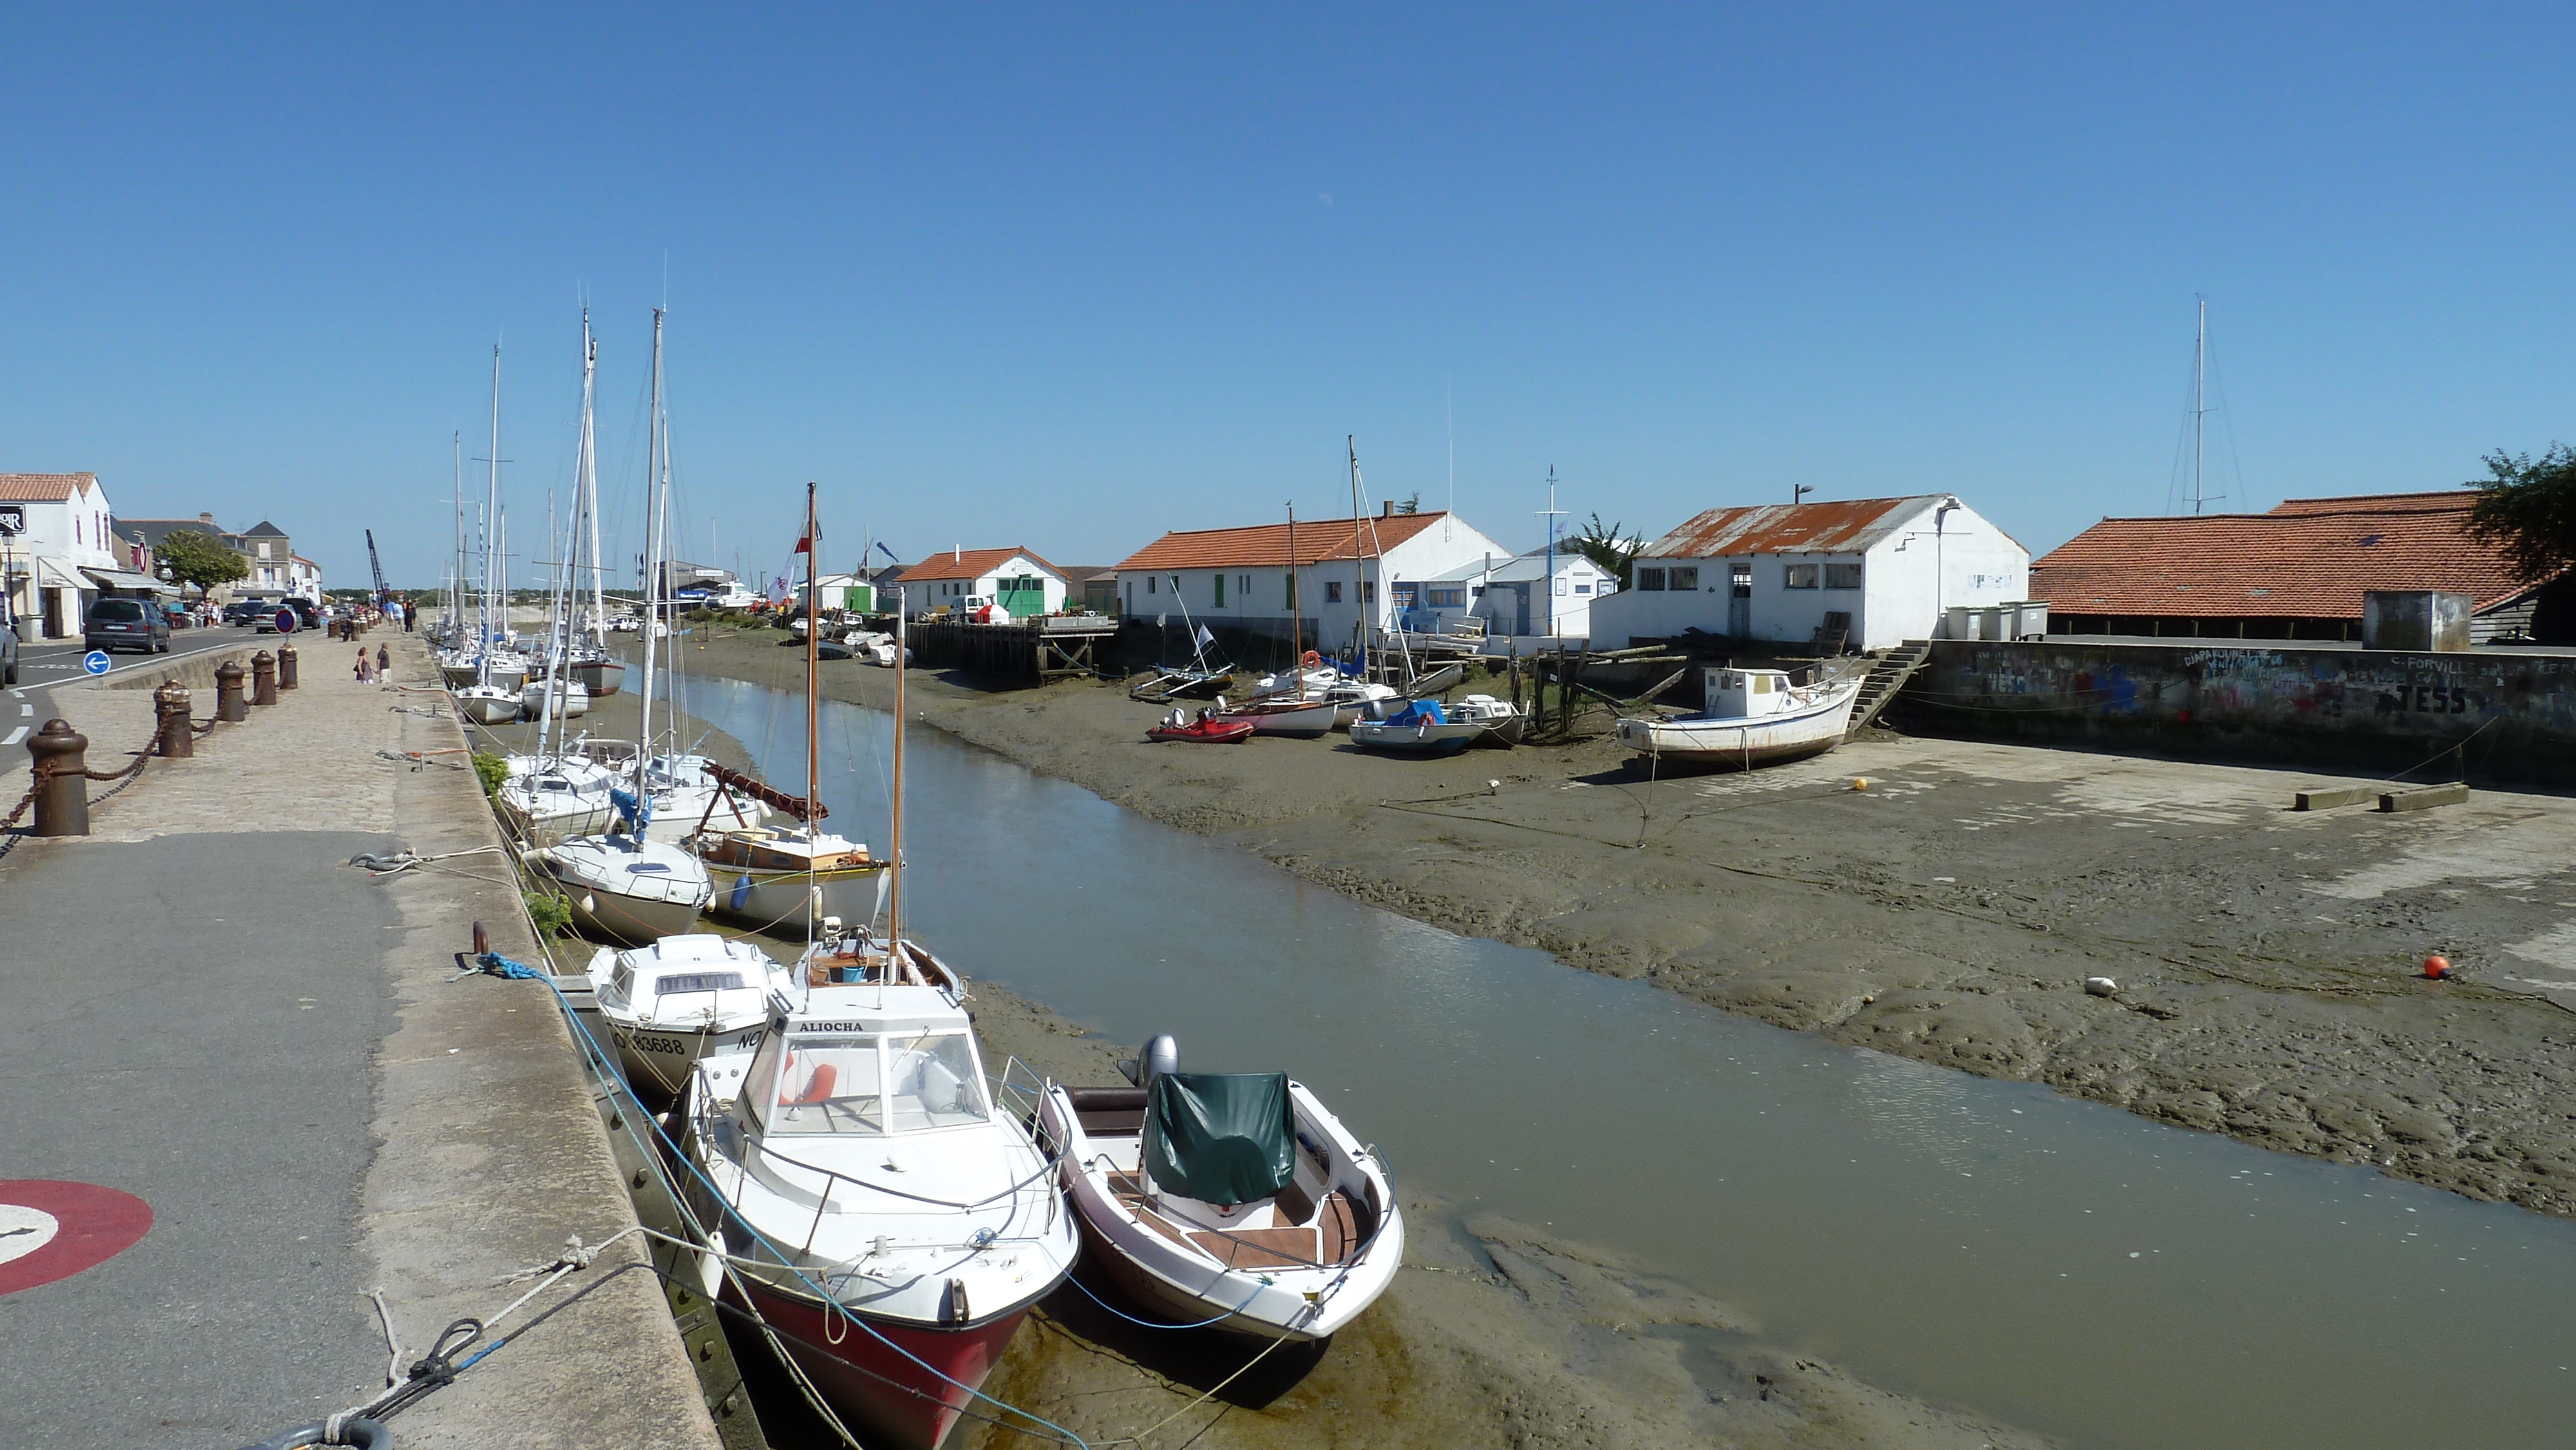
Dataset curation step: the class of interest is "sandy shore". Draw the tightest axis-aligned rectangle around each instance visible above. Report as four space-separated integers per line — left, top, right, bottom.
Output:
679 627 2576 1221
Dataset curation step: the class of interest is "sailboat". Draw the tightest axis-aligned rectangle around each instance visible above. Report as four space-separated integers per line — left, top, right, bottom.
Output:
1208 505 1336 739
538 310 715 943
690 484 889 936
566 327 628 699
455 344 531 726
678 532 1076 1450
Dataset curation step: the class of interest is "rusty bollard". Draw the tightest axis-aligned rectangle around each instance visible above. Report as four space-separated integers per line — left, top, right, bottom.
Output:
215 658 248 722
28 719 89 837
277 641 298 690
251 650 278 706
155 679 194 758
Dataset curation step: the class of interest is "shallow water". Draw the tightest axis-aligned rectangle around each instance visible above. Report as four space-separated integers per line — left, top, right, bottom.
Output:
684 673 2576 1449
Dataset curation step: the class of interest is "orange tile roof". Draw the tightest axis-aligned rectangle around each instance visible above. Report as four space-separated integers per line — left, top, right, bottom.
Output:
1116 512 1452 572
895 546 1065 583
0 472 99 502
2031 491 2548 619
1643 496 1944 557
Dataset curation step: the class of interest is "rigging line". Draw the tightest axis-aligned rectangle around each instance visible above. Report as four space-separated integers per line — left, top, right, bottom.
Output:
2204 328 2253 513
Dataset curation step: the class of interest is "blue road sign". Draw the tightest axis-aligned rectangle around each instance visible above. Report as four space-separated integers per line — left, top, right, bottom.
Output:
82 650 111 676
272 608 297 635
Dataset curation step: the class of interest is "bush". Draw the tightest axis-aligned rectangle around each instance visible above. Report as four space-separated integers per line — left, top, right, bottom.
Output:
472 751 509 797
524 890 573 937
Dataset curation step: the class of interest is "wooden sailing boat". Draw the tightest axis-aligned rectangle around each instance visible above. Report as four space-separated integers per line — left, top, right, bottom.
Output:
689 482 887 936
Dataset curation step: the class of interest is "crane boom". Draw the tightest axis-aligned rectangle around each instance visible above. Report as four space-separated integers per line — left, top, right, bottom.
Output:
365 528 390 608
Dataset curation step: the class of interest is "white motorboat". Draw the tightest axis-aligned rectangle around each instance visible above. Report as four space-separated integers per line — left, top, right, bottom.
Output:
1612 667 1861 768
1037 1034 1401 1344
495 755 621 838
542 828 715 945
522 676 590 720
585 934 800 1099
1447 693 1525 747
1318 677 1399 729
679 955 1077 1450
1349 697 1486 757
455 683 525 726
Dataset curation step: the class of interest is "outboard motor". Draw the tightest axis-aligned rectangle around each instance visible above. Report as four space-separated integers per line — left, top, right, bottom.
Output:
1141 1034 1180 1093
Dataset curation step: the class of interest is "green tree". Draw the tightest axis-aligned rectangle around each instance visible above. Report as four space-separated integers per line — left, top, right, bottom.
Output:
1398 492 1421 514
1569 511 1642 589
2470 446 2576 583
153 528 249 594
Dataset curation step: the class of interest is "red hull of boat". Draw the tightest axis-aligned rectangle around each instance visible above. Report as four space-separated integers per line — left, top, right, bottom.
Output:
1146 720 1255 744
741 1279 1026 1450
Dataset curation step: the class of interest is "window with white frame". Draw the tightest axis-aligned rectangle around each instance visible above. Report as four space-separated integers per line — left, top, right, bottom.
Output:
1824 562 1863 590
1669 566 1700 590
1635 567 1665 590
1784 563 1820 588
1325 580 1342 603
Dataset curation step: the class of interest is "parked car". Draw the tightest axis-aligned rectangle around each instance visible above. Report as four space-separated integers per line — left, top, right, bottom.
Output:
85 597 170 654
222 599 269 626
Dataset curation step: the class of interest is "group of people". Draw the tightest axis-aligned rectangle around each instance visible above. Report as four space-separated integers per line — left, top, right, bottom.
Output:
354 640 390 684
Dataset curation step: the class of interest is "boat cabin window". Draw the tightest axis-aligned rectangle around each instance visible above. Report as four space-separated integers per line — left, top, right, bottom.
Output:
751 1029 989 1135
611 960 637 1003
656 971 747 997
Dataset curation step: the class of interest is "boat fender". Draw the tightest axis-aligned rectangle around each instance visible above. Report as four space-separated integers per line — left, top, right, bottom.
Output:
1142 1033 1179 1091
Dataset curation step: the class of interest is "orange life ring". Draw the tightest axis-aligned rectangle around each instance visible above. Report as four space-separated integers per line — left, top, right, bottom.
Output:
1302 650 1321 667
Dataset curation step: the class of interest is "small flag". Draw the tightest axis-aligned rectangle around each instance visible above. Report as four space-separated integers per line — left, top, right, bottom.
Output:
791 534 811 554
1195 625 1215 648
767 576 790 605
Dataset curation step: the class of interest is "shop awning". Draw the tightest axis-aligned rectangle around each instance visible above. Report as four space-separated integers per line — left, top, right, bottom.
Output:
80 566 174 595
37 556 89 590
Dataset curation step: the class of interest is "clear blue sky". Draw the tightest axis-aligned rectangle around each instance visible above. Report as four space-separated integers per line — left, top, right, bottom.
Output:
6 5 2570 590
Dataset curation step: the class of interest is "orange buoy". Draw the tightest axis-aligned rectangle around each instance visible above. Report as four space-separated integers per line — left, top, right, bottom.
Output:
2423 955 2452 980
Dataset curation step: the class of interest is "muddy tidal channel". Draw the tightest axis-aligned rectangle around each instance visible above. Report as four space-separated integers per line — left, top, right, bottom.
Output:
683 673 2576 1449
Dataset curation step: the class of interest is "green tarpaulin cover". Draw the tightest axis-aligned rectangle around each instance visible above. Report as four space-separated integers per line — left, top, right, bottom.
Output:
1142 1071 1296 1205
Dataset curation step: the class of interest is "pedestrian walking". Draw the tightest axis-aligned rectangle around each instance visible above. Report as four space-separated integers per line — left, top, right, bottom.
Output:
354 646 373 684
403 598 417 632
375 642 390 679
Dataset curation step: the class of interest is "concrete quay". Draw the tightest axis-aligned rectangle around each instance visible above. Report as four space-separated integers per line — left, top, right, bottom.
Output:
0 633 721 1450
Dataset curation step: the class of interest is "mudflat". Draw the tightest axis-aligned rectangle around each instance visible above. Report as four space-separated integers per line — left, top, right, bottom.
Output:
685 627 2576 1220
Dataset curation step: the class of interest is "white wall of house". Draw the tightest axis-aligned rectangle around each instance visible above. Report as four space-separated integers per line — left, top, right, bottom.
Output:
913 554 1067 615
1591 497 2027 650
1423 549 1615 641
1 477 121 638
1118 515 1515 650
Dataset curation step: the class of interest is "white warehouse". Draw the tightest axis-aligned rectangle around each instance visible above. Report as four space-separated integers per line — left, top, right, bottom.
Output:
1586 494 2028 652
1115 508 1515 652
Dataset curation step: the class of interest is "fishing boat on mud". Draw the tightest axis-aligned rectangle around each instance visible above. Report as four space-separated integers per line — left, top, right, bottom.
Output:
1349 697 1486 756
1612 666 1861 768
1036 1034 1401 1344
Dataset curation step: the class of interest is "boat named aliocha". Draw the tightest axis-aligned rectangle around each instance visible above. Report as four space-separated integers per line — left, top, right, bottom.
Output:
1613 665 1861 767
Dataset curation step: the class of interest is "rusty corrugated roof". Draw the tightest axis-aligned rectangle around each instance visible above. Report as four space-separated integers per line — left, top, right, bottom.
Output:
1116 512 1452 571
1641 496 1942 558
2030 491 2547 618
895 547 1065 583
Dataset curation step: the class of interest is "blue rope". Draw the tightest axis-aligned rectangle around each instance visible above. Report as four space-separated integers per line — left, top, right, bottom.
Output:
471 950 1091 1449
1060 1267 1262 1332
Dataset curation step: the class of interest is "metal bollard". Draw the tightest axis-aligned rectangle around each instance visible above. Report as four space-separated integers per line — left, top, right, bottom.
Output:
252 650 277 706
216 659 248 722
154 679 194 758
277 642 298 690
28 719 89 836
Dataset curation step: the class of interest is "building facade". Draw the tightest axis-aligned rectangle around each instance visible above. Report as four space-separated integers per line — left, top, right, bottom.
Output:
1422 547 1616 642
118 513 316 603
1113 508 1516 651
896 547 1070 618
4 472 145 639
1589 494 2029 652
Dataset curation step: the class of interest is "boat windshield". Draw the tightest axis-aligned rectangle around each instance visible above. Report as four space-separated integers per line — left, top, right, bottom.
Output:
760 1029 989 1135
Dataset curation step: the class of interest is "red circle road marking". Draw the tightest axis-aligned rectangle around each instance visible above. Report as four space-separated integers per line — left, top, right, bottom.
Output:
0 1180 153 1295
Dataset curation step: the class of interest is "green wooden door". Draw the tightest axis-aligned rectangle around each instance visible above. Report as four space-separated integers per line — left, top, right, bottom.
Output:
997 574 1046 616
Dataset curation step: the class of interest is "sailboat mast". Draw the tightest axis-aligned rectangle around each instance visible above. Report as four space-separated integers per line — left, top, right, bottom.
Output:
1287 503 1302 697
480 344 501 685
2192 296 2208 516
1347 436 1365 679
580 310 605 642
890 578 907 950
804 481 820 829
638 309 665 778
451 430 464 635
